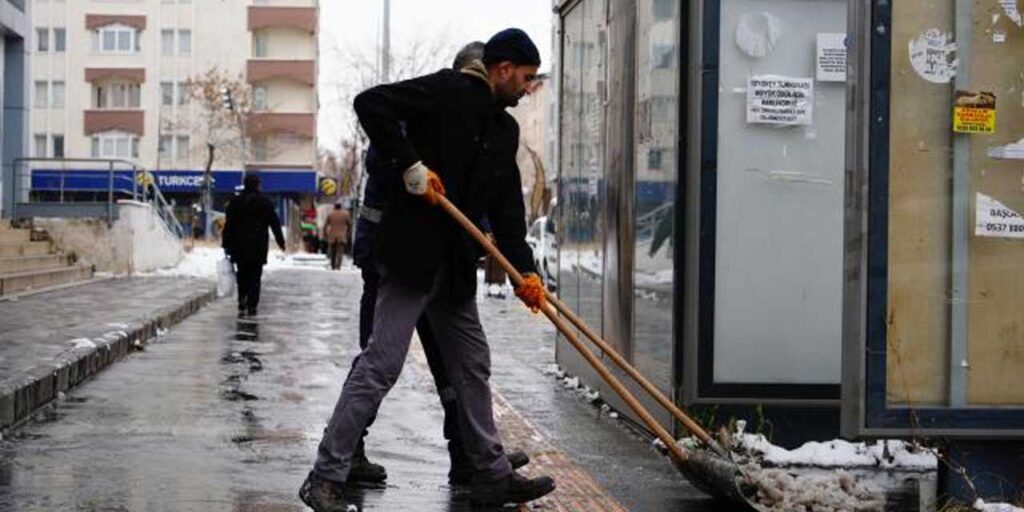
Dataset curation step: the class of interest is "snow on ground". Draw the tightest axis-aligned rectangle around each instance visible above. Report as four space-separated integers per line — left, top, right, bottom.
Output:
735 428 937 470
143 247 353 279
975 500 1024 512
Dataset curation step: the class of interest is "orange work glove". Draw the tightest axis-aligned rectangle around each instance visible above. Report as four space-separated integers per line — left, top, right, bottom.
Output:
514 273 546 313
424 170 446 206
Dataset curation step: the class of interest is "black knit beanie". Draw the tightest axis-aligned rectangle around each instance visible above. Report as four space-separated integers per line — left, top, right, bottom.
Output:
483 28 541 67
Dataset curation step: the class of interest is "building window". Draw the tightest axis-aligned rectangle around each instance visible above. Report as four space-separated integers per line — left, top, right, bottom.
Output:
52 135 65 158
91 131 139 159
34 135 47 158
161 82 174 106
253 32 269 58
95 82 142 109
34 81 48 108
253 85 268 111
159 135 173 160
647 148 663 170
651 44 676 69
176 135 190 161
653 0 675 19
162 29 174 55
252 138 268 161
36 28 49 52
54 28 66 52
178 29 191 55
51 81 65 108
176 82 188 105
95 24 139 54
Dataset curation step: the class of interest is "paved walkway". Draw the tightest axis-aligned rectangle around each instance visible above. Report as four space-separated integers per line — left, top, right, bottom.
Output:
0 268 714 511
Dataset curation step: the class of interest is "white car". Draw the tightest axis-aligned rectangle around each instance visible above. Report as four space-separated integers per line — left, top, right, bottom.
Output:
525 216 558 291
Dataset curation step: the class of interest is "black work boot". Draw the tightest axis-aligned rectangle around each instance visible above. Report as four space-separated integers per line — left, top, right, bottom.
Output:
449 451 531 487
470 471 556 506
348 452 387 485
298 471 357 512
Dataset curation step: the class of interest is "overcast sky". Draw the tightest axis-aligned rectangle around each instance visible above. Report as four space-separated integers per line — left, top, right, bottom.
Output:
317 0 555 153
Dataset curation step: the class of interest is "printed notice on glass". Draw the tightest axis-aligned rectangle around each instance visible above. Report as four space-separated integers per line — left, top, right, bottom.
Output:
976 193 1024 239
746 76 814 126
816 33 847 82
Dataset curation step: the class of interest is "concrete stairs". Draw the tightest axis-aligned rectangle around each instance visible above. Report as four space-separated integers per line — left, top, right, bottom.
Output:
0 222 95 297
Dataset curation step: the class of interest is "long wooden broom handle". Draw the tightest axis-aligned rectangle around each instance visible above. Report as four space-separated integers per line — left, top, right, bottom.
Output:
437 196 689 462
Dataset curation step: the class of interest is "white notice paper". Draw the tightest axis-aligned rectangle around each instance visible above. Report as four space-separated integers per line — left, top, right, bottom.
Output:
816 33 847 82
1000 0 1023 27
746 76 814 126
976 193 1024 239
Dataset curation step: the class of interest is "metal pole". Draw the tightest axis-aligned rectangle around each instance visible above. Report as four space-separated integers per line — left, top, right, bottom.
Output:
949 0 972 408
133 165 139 201
381 0 390 83
107 161 115 226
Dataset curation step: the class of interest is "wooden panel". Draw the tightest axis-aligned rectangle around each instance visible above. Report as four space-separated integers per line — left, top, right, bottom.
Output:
886 0 955 406
965 0 1024 405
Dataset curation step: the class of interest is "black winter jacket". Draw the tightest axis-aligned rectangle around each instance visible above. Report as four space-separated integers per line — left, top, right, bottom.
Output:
222 191 286 266
354 68 536 301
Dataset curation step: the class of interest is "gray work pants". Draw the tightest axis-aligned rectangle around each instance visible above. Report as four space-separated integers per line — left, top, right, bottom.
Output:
313 267 513 483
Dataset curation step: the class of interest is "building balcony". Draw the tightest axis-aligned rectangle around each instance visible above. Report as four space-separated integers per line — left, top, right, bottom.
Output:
246 113 314 139
247 60 315 87
84 110 144 136
85 68 146 83
247 6 316 34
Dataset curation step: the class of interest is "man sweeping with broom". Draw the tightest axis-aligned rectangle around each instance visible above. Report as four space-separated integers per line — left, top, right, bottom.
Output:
300 28 553 511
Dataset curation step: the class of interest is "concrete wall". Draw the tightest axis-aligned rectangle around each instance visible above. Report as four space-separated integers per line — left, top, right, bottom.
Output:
35 200 183 273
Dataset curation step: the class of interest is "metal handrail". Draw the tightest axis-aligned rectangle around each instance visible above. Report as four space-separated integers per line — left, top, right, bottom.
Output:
11 157 186 238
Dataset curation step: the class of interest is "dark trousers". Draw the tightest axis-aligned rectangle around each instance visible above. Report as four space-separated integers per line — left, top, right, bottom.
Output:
357 263 467 471
235 261 263 313
328 241 346 270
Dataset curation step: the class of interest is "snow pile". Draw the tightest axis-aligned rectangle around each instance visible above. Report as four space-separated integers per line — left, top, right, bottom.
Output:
69 338 96 349
735 430 937 470
145 247 340 278
542 364 566 378
146 246 223 278
559 375 601 403
741 468 884 512
975 500 1024 512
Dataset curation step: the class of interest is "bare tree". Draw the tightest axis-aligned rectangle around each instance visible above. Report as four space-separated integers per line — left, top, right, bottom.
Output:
183 67 253 171
322 33 457 200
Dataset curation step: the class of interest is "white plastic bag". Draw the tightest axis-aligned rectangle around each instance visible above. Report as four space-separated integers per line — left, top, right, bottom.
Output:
217 257 235 298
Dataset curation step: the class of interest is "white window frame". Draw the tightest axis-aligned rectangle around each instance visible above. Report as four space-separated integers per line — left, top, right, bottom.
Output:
96 24 140 55
253 85 268 111
36 27 49 52
178 29 191 55
159 135 173 160
34 134 47 158
52 134 65 158
51 81 65 109
253 32 269 58
176 135 190 161
95 81 142 109
91 131 139 159
161 29 174 55
176 82 188 105
54 28 66 52
161 82 174 106
34 81 48 108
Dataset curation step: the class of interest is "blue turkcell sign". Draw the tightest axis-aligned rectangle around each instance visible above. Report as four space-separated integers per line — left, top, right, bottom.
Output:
31 169 317 194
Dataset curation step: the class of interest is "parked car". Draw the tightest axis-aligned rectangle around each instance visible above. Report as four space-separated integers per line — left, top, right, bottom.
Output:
525 216 558 291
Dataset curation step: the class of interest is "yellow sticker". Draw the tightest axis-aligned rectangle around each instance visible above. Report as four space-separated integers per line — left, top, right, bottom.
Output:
953 90 997 134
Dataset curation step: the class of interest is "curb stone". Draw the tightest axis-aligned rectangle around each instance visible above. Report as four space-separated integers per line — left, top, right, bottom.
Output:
0 286 217 433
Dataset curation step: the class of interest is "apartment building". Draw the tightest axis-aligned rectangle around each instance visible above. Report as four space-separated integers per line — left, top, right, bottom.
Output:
28 0 318 226
2 0 31 218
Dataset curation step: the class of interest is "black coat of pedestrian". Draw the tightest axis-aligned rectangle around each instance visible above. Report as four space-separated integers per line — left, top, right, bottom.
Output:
222 190 286 265
354 68 536 302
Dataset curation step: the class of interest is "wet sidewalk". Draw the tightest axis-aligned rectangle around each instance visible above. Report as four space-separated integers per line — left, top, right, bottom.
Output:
0 277 216 431
0 267 713 511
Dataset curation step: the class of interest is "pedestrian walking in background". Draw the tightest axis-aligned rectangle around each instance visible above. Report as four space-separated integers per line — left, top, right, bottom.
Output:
222 174 286 318
323 203 351 270
301 29 554 511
